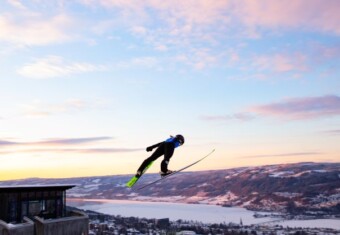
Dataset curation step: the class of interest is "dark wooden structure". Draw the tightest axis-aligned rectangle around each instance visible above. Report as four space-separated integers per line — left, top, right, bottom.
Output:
0 185 75 223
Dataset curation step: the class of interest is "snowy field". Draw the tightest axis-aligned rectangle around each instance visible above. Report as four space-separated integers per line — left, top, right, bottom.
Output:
68 199 340 230
277 219 340 230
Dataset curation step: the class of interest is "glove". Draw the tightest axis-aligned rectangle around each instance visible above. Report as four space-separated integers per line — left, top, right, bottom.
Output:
146 146 153 152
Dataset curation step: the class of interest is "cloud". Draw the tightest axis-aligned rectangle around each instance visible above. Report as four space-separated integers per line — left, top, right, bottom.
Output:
21 99 96 118
202 95 340 124
130 57 158 68
71 1 227 65
250 95 340 120
0 136 145 156
115 56 159 70
0 13 77 46
6 0 26 10
0 140 17 146
0 147 142 156
320 130 340 136
236 42 340 80
3 0 339 52
201 113 255 122
252 53 309 73
18 56 107 79
81 0 230 28
0 136 143 156
130 26 148 36
74 148 142 153
35 137 112 146
2 0 339 76
240 152 322 159
236 0 340 35
78 0 340 38
231 0 340 37
175 48 220 70
74 0 340 72
0 137 112 147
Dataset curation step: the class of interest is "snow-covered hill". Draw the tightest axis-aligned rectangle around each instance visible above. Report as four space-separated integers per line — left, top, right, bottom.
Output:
1 162 339 215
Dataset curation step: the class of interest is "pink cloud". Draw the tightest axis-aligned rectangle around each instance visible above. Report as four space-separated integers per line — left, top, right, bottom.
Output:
311 43 340 64
84 0 230 26
201 112 254 122
18 56 107 79
321 130 340 136
252 53 308 73
0 136 143 155
0 137 112 146
79 0 340 36
0 14 76 46
241 152 321 159
236 0 340 35
251 95 340 120
0 148 141 156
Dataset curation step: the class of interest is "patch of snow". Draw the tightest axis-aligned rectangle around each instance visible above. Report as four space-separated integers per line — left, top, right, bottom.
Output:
312 170 327 173
185 196 207 203
311 193 340 207
130 195 186 203
258 199 286 211
242 199 255 207
277 219 340 230
299 162 317 166
269 171 294 178
290 170 311 177
83 184 100 189
199 192 238 205
270 170 317 178
274 192 302 198
127 192 138 197
224 175 231 179
68 193 90 197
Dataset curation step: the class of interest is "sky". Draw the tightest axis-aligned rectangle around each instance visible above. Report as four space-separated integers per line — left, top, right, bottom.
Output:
0 0 339 181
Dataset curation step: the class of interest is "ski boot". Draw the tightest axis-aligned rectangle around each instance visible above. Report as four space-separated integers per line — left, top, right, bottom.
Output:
135 171 142 178
160 170 174 177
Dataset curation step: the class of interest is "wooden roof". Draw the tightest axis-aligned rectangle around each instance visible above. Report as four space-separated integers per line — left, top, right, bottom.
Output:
0 185 76 192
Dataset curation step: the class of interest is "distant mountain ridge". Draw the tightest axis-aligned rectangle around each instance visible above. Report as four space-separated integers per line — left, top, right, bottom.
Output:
1 162 339 215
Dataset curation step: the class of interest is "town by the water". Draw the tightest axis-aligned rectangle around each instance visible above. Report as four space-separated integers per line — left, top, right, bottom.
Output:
84 209 340 235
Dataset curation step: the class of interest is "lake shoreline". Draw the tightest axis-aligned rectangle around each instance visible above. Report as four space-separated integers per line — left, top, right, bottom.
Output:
67 198 340 230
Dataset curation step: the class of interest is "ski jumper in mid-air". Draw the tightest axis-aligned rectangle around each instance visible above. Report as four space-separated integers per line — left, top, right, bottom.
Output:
135 134 185 178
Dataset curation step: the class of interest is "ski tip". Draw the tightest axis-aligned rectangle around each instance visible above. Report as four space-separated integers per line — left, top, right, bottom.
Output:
126 176 138 188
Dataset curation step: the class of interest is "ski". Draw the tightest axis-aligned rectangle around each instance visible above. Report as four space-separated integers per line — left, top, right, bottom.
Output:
136 149 215 190
126 161 154 188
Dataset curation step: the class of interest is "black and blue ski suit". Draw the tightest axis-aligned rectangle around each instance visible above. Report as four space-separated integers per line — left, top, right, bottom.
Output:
137 137 181 175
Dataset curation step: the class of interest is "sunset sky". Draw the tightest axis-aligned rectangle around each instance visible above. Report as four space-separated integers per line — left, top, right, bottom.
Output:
1 0 339 181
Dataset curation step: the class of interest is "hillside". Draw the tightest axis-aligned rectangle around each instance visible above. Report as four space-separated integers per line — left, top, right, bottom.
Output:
1 162 339 215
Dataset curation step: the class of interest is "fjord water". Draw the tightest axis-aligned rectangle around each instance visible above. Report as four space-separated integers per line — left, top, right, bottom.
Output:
68 199 340 230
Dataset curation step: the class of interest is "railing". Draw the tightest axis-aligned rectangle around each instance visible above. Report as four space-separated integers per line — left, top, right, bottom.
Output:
0 211 89 235
0 217 34 235
34 210 89 235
